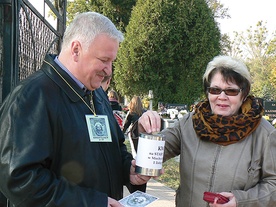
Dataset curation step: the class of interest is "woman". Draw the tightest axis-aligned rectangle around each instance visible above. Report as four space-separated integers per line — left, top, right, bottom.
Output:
123 96 146 138
135 55 276 206
108 90 122 111
124 95 147 193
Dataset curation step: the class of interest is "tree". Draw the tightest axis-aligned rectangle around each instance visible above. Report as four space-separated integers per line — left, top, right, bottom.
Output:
206 0 230 19
66 0 136 32
232 21 276 100
267 36 276 97
114 0 221 107
270 58 276 92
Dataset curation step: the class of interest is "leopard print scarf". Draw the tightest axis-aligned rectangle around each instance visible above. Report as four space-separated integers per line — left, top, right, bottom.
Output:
192 96 264 146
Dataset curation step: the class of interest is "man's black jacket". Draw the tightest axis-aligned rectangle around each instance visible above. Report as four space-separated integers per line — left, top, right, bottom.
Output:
0 54 133 206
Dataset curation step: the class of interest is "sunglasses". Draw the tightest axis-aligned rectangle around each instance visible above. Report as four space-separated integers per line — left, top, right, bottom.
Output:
207 87 242 96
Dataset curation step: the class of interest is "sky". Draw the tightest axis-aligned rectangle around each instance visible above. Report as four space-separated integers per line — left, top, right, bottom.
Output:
28 0 57 29
217 0 276 37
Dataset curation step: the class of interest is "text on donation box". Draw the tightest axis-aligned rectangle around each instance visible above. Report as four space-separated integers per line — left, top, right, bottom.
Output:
136 138 165 169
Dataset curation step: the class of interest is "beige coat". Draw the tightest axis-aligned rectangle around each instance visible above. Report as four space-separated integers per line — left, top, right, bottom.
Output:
162 113 276 207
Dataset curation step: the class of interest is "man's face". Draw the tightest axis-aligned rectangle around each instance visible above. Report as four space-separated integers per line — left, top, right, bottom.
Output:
73 34 119 91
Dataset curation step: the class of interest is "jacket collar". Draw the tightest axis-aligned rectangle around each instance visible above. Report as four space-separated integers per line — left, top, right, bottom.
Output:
42 54 86 103
42 54 112 115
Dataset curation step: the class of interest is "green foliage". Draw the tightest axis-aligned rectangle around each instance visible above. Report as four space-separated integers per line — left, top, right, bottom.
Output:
269 56 276 90
206 0 230 19
155 158 180 190
223 21 276 100
114 0 221 106
66 0 136 32
220 33 244 57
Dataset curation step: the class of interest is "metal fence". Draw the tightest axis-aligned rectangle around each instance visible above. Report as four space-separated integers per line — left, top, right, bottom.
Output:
0 0 66 104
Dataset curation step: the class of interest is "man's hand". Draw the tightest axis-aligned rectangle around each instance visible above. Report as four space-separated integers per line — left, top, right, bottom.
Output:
108 197 123 207
129 160 151 185
138 111 161 134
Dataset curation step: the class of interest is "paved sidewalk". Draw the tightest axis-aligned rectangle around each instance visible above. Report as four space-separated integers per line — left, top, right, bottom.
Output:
123 178 176 207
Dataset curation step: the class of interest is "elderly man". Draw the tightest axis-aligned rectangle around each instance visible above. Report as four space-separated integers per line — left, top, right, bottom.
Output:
0 12 149 207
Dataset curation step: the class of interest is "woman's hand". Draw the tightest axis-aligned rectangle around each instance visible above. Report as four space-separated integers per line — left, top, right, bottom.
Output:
138 111 161 134
209 192 236 207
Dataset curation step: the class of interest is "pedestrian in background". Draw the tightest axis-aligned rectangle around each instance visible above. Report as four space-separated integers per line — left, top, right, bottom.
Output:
108 90 124 130
101 75 111 92
108 90 122 111
133 55 276 206
123 95 147 193
123 95 146 149
0 12 150 207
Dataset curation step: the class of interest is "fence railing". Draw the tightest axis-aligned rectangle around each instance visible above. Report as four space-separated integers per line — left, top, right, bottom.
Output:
0 0 67 104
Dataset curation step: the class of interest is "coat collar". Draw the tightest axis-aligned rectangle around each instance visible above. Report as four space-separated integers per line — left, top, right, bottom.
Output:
42 54 111 115
42 54 86 103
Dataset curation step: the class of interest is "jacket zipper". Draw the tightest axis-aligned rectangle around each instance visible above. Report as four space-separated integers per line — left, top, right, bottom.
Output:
208 145 222 191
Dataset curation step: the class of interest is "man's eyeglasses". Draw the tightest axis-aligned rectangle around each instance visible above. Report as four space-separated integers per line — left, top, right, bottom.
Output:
207 87 242 96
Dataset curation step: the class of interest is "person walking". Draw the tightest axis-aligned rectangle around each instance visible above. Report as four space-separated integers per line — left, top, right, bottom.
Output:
0 12 150 207
123 95 146 150
123 96 147 193
133 55 276 206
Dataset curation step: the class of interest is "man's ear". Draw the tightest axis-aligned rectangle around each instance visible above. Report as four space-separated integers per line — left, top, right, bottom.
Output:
71 41 81 61
107 78 111 85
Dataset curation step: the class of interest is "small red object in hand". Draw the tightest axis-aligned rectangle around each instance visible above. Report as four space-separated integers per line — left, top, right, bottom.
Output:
203 192 229 204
